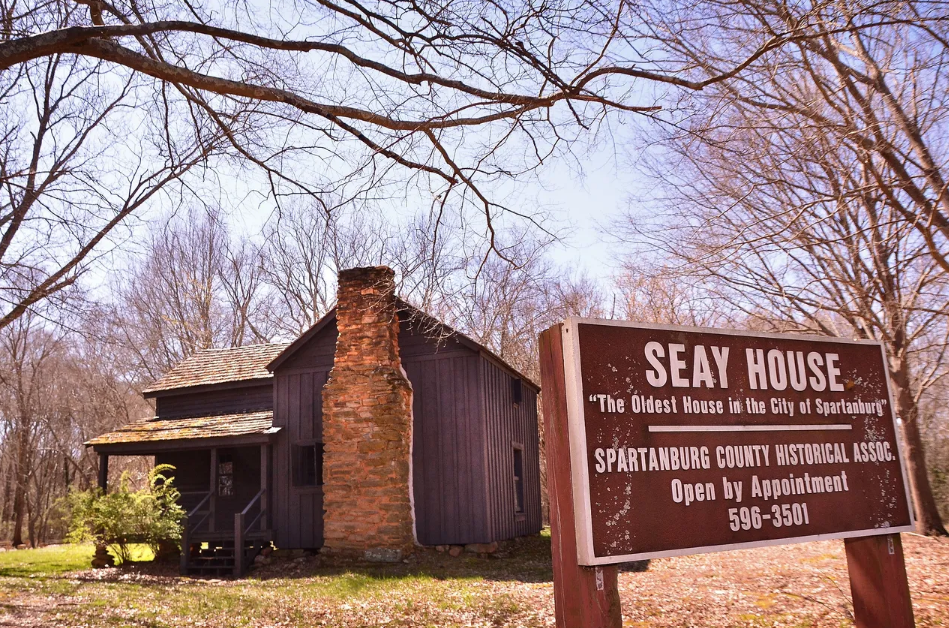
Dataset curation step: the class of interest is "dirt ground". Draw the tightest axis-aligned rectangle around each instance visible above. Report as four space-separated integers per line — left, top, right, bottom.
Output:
617 534 948 627
0 533 945 627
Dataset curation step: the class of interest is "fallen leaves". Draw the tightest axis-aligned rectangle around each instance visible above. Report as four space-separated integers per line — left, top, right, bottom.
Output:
0 534 945 626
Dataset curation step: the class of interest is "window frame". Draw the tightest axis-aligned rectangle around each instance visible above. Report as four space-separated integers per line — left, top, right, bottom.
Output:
291 441 324 489
512 442 525 516
511 377 523 405
217 453 234 497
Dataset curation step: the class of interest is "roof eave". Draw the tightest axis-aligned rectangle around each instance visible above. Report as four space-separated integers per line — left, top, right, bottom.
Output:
266 308 338 372
86 429 281 455
142 376 275 399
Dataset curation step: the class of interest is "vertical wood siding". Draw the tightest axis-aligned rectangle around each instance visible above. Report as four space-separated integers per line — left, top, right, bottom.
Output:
155 384 272 419
273 369 328 549
157 450 211 494
480 357 543 540
405 353 488 545
270 314 541 548
278 321 337 370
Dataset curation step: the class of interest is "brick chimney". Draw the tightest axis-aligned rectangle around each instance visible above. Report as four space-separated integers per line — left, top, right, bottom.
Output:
321 266 416 560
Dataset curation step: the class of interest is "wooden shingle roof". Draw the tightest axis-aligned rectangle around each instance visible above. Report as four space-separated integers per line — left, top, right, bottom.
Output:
85 410 277 447
142 343 290 396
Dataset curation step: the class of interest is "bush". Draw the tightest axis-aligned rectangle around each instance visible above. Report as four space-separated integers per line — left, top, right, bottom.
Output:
66 464 185 563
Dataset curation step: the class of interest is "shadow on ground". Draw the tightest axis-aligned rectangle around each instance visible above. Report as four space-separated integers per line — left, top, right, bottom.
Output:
66 534 558 585
55 533 649 587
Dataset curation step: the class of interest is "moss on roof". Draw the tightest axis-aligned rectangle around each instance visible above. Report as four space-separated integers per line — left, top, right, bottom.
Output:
85 410 277 446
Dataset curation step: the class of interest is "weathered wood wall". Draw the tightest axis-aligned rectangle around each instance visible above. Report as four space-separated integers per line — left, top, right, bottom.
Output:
480 357 543 540
405 352 487 545
270 314 542 549
273 369 327 549
154 384 272 419
157 450 210 495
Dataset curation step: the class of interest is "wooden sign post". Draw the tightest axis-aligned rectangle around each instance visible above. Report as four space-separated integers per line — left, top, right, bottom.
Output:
540 324 622 628
539 319 917 628
845 534 915 628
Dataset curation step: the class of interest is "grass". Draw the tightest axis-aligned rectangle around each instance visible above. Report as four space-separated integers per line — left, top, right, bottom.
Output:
0 543 93 577
0 543 153 577
0 533 945 627
0 538 555 627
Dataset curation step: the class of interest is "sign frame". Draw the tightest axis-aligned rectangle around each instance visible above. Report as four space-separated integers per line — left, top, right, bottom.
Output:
560 316 916 566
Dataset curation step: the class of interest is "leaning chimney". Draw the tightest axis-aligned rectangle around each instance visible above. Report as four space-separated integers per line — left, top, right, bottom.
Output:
321 266 415 560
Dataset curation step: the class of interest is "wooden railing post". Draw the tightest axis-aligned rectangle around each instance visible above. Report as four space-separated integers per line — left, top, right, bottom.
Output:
234 512 245 577
209 448 217 533
260 445 269 532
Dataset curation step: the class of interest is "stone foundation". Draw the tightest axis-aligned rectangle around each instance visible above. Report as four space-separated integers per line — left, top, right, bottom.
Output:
321 266 415 559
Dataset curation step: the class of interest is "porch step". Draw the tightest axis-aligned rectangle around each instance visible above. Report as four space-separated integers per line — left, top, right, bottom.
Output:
190 530 272 542
186 564 235 577
182 538 267 577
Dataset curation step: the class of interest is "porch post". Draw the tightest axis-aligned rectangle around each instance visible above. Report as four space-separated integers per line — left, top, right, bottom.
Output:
97 453 109 493
209 448 217 533
92 453 114 568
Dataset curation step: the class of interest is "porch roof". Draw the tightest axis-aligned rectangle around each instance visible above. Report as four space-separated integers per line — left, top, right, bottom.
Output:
85 410 278 449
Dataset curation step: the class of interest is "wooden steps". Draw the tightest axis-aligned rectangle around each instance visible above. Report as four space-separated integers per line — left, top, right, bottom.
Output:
181 537 270 577
179 487 272 577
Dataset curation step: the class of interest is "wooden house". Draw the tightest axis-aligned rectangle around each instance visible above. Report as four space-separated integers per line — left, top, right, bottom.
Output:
87 266 542 576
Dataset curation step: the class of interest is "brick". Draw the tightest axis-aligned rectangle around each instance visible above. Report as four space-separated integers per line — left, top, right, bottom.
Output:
322 266 415 557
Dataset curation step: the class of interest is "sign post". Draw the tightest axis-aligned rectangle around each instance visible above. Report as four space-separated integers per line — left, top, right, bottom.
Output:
539 318 916 628
845 534 915 628
540 324 621 628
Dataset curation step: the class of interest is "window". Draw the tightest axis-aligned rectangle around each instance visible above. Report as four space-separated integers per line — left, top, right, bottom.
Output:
511 378 523 405
217 454 234 497
513 444 525 514
292 443 323 487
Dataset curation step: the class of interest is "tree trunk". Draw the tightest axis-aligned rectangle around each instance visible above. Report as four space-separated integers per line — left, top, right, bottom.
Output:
10 422 32 547
890 359 947 535
27 495 35 548
1 463 12 522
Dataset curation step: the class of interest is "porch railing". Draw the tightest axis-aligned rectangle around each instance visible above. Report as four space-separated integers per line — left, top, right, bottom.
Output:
234 487 267 576
178 490 213 574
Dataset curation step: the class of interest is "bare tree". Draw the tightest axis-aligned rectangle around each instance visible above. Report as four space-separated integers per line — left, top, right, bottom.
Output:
262 203 390 335
261 202 468 336
0 304 149 546
0 42 222 333
110 207 272 383
0 310 79 546
615 265 730 328
625 35 949 532
0 0 823 329
0 311 59 546
452 254 593 378
635 0 949 269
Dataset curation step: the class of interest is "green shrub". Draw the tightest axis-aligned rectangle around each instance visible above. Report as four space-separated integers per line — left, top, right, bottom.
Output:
66 464 185 563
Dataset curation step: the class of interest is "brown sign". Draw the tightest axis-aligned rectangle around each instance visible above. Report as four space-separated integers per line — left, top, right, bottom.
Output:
561 319 914 565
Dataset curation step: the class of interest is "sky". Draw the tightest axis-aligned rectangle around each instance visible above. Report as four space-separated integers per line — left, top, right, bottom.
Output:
205 126 645 289
536 152 634 282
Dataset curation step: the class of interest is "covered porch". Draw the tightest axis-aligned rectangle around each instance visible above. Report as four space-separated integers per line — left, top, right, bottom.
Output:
86 411 280 576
